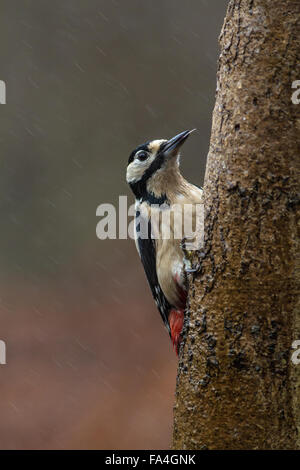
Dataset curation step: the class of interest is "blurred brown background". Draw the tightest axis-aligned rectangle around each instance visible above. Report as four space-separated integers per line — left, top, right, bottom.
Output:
0 0 227 449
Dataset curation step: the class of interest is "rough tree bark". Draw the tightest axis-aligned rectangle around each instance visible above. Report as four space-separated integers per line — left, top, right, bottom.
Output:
173 0 300 450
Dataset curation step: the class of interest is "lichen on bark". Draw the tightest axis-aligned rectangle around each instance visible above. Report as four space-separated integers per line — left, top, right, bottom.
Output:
173 0 300 450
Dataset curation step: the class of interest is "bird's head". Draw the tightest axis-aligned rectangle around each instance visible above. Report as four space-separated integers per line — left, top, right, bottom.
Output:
126 129 195 202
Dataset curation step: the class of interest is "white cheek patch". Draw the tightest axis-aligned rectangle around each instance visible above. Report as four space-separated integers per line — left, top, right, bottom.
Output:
126 140 167 184
126 156 155 183
126 162 142 183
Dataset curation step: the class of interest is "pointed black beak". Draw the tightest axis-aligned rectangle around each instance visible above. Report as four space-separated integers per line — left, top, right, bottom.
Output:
162 129 196 158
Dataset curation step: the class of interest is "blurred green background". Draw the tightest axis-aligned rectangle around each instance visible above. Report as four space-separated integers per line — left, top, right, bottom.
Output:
0 0 227 449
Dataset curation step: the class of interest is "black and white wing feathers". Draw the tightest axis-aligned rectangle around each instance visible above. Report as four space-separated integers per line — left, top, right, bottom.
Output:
136 215 171 333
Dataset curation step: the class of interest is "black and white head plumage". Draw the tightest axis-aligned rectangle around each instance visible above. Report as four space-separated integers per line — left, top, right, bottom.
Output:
126 139 168 203
126 130 195 204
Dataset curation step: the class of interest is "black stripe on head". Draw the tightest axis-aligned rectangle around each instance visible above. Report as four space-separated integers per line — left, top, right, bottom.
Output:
129 161 167 202
128 142 150 164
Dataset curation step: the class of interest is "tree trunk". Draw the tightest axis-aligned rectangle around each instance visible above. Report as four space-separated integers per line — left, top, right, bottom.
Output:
173 0 300 450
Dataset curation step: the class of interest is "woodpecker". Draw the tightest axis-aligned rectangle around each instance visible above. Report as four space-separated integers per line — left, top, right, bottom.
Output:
126 130 203 354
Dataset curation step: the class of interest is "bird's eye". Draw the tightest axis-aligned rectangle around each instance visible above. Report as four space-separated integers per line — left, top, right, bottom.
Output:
137 151 148 162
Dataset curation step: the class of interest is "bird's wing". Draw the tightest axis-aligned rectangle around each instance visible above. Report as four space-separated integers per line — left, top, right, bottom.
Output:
135 209 171 333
